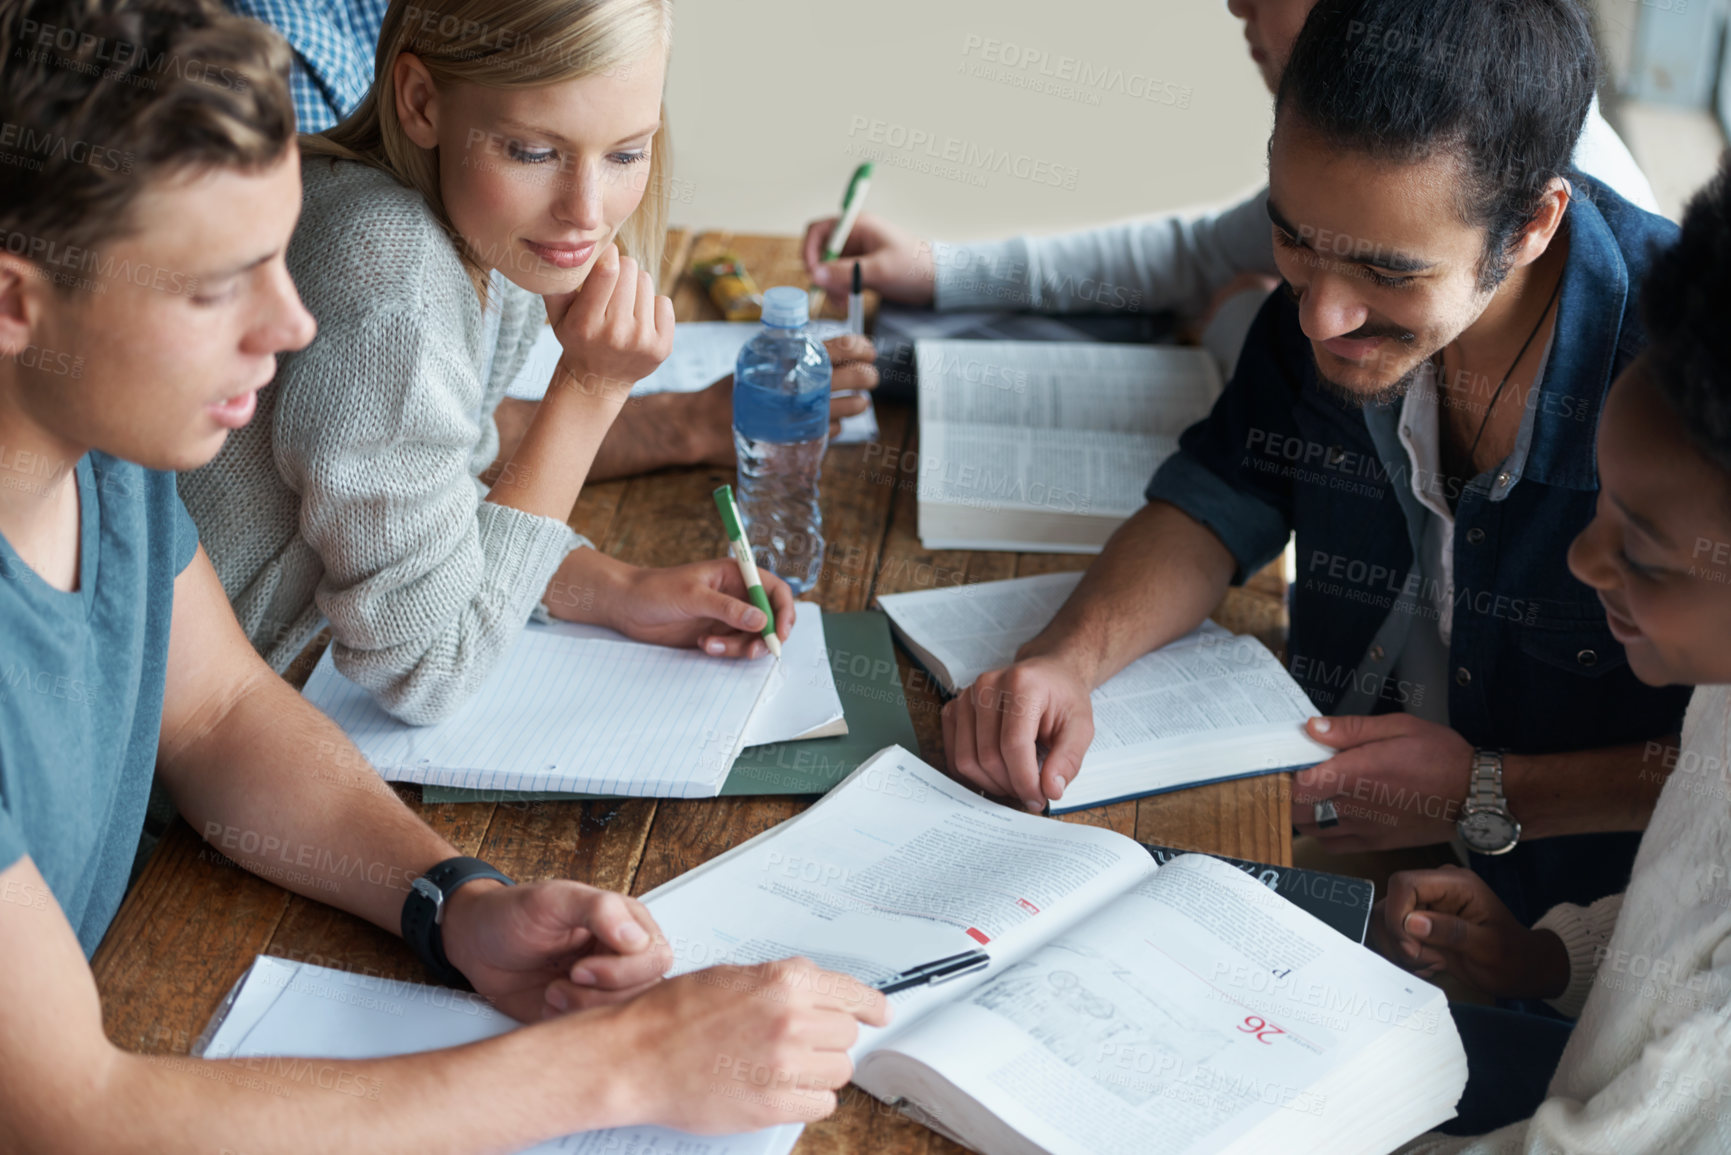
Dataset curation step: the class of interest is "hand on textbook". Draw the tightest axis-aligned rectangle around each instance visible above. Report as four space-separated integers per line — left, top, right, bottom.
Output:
604 957 890 1132
1374 866 1571 1000
605 558 796 659
1291 714 1473 852
438 879 671 1024
802 211 936 306
943 656 1095 812
546 243 675 407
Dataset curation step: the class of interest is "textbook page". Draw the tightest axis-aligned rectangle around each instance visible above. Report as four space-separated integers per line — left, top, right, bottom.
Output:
508 321 877 442
876 571 1234 697
643 746 1156 1053
856 854 1463 1155
302 629 776 796
199 956 800 1155
1056 627 1329 810
1085 628 1318 758
915 340 1221 518
877 571 1085 692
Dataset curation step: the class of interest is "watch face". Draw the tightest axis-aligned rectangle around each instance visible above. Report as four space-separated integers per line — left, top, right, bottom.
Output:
1459 810 1519 854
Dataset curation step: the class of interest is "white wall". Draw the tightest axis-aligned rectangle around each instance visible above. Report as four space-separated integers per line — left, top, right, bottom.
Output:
662 1 1274 242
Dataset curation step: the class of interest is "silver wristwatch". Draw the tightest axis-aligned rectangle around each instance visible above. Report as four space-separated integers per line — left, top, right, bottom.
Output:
1457 749 1521 855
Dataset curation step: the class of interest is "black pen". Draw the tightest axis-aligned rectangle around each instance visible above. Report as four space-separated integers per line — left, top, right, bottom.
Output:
847 260 865 335
874 949 990 994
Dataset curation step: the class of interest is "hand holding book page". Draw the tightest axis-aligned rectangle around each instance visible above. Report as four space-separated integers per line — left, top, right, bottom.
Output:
877 573 1331 812
643 747 1465 1155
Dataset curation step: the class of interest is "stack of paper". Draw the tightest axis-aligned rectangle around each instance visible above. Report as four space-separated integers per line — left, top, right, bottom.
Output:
198 956 802 1155
301 606 845 797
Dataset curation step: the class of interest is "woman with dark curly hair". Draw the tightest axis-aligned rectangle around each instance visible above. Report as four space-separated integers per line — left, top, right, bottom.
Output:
1381 157 1731 1152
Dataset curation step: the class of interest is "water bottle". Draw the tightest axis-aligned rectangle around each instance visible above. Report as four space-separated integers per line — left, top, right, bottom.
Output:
733 285 831 593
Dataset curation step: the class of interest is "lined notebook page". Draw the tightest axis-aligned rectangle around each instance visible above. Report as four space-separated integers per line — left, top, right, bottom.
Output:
199 956 802 1155
303 630 776 797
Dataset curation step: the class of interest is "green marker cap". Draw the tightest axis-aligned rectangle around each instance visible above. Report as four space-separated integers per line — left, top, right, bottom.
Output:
842 162 874 205
713 484 745 541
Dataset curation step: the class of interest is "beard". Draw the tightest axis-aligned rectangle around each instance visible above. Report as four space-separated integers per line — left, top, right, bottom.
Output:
1311 350 1430 409
1308 323 1429 410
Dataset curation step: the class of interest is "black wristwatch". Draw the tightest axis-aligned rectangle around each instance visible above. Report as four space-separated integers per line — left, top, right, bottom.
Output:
401 856 514 989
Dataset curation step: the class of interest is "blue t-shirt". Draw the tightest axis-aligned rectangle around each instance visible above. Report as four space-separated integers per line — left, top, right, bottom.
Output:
0 452 199 955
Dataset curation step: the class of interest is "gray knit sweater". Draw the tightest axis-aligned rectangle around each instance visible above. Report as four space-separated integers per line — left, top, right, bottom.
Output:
179 157 585 724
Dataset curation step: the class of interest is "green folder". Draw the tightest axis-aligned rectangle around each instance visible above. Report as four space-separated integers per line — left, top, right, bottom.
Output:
420 611 919 803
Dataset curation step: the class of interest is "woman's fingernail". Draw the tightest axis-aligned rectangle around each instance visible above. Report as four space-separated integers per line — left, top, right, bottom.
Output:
618 922 648 947
1310 717 1331 733
1405 913 1432 938
571 966 597 987
811 267 829 286
744 609 766 629
1024 798 1044 813
705 639 725 655
547 984 570 1011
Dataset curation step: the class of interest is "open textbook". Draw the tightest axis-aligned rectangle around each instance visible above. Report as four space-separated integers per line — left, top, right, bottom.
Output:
196 955 802 1155
646 746 1467 1155
509 321 877 442
877 573 1329 812
301 605 844 797
196 748 1457 1155
914 339 1222 552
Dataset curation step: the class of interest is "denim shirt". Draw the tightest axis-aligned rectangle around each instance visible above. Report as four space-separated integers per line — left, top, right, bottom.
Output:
1146 176 1690 923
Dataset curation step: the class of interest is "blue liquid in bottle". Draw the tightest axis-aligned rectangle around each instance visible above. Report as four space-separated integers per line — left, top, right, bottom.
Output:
732 286 831 593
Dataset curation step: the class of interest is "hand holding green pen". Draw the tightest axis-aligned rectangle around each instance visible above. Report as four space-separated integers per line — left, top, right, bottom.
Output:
713 485 783 658
807 162 874 315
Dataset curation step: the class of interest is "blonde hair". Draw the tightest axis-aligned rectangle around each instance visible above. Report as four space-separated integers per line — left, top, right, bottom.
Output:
303 0 672 299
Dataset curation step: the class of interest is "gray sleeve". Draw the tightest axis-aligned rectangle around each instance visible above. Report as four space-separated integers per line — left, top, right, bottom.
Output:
931 186 1276 317
274 305 582 725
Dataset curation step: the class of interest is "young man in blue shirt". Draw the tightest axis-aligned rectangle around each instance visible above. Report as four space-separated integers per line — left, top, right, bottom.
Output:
944 0 1690 926
0 2 883 1148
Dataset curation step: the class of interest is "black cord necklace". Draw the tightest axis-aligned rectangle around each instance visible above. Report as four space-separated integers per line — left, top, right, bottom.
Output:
1453 268 1566 465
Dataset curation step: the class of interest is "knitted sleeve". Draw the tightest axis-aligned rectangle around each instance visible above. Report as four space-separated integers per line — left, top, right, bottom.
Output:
1394 983 1731 1154
1534 894 1626 1020
931 186 1276 317
273 300 581 725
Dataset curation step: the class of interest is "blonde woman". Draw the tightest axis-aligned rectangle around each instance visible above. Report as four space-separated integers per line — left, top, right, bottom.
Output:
182 0 796 723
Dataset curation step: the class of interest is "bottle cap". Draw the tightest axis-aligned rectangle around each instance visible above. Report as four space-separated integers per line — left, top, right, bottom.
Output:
761 285 809 329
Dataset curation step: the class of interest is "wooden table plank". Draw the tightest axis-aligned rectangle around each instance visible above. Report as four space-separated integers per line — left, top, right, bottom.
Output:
91 820 292 1056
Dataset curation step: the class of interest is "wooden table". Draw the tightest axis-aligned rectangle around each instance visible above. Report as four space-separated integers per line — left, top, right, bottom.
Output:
92 232 1291 1153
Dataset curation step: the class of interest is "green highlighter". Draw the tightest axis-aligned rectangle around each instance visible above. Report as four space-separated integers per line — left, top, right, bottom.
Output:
712 484 781 658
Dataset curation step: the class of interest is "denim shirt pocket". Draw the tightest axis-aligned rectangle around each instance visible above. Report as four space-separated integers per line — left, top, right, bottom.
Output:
1515 598 1628 679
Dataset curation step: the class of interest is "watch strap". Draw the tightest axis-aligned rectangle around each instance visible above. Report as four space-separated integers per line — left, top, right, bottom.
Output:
401 856 514 989
1467 749 1507 810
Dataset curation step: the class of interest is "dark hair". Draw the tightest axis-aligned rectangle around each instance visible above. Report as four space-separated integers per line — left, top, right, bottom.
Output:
0 0 294 288
1277 0 1597 289
1643 156 1731 476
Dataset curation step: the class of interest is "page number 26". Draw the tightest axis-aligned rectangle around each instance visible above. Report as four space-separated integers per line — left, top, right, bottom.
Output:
1237 1015 1286 1044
